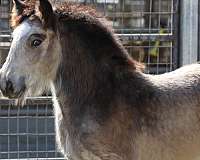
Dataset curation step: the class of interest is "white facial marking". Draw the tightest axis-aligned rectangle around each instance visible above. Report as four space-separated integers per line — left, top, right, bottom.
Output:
1 22 32 72
12 21 32 42
0 19 61 101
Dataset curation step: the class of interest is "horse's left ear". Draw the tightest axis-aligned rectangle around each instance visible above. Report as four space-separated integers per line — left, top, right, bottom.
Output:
12 0 26 16
35 0 55 30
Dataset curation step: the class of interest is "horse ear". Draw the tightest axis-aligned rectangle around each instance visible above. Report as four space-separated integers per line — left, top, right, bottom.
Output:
12 0 26 15
35 0 55 30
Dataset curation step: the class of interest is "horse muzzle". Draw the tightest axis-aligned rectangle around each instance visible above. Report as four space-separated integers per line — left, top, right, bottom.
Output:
0 74 26 99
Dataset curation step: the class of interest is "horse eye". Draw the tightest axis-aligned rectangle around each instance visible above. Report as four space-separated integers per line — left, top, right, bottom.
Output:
31 39 42 47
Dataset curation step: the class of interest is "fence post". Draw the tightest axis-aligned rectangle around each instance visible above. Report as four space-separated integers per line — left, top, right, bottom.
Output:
180 0 198 66
199 0 200 60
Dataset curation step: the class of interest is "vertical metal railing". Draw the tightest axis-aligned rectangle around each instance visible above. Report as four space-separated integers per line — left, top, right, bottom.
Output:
180 0 199 65
198 0 200 60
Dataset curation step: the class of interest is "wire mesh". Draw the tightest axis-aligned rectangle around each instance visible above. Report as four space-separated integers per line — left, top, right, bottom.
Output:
0 98 65 160
61 0 179 74
0 0 179 159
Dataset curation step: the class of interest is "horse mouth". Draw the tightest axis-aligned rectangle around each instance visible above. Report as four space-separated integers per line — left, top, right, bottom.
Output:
1 86 27 105
15 88 27 106
6 86 26 99
15 90 26 99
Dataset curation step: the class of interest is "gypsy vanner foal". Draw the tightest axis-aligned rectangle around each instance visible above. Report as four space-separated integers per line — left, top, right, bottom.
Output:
0 0 200 160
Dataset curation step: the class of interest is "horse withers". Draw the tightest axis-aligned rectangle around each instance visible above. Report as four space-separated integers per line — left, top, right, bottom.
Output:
1 0 200 160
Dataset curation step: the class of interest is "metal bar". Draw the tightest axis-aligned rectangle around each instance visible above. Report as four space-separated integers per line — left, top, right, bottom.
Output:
0 97 52 106
0 35 11 38
172 0 180 69
180 0 199 65
0 158 66 160
117 33 174 41
198 0 200 60
147 0 153 74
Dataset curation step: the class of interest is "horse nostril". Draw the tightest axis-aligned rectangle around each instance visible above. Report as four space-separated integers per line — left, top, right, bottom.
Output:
6 80 14 93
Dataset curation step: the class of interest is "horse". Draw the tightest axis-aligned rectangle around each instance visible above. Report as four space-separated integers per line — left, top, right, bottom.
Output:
1 0 200 160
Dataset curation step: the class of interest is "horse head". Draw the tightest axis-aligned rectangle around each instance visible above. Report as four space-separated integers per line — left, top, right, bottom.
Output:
0 0 61 103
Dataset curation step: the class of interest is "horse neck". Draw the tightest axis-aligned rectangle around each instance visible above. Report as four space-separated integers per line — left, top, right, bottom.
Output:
52 20 154 110
52 38 116 108
52 56 153 108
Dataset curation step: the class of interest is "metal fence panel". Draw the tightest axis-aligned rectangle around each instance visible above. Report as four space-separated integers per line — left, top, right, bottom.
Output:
0 0 179 159
71 0 179 74
0 98 65 160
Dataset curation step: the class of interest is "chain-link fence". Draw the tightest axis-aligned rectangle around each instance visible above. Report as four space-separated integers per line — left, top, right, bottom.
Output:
0 0 179 159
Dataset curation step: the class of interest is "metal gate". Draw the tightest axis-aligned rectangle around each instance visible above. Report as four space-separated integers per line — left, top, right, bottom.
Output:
54 0 179 74
0 0 179 159
94 0 179 74
0 98 64 160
